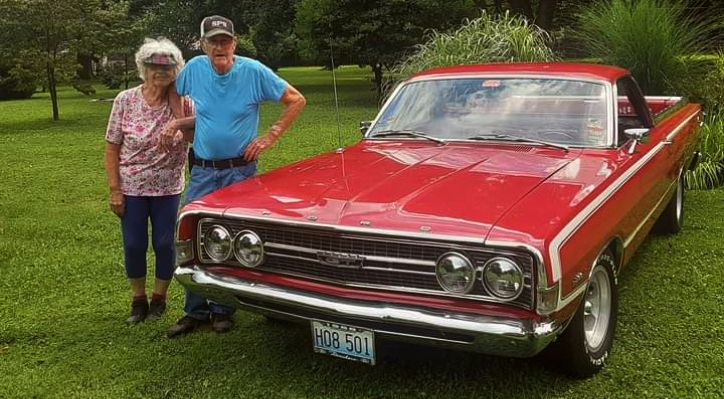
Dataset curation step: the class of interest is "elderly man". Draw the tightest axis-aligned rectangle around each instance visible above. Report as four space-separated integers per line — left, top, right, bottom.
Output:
162 15 306 337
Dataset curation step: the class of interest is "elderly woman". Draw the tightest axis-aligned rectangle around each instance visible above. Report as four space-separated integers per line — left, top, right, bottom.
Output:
104 38 192 324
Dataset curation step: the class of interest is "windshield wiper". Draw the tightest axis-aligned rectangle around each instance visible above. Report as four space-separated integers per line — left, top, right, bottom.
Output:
468 133 569 152
370 130 446 145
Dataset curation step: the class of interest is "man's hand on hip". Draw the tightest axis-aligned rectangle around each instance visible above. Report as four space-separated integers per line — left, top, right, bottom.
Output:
242 131 279 161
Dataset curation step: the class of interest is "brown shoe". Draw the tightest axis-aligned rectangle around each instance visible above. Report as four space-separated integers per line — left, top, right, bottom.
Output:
211 313 234 333
167 315 207 338
125 298 149 325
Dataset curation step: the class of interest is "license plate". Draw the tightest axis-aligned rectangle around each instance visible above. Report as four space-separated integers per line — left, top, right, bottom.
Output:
311 320 376 365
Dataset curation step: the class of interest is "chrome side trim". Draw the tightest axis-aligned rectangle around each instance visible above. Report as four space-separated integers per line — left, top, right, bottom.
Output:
549 111 698 311
654 97 687 123
175 265 563 358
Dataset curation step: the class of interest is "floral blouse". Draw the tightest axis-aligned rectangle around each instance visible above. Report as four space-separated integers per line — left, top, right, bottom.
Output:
105 86 191 196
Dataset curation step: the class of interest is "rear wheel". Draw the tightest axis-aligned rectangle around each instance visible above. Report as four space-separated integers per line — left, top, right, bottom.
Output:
655 170 685 235
549 250 618 378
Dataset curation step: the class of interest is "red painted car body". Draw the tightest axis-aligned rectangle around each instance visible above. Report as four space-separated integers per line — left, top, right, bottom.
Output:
174 63 700 377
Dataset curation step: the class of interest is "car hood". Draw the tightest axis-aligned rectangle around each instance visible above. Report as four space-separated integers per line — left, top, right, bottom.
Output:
193 141 578 239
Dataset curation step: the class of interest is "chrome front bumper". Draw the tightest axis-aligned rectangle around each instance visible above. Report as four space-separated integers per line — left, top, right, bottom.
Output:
175 265 563 358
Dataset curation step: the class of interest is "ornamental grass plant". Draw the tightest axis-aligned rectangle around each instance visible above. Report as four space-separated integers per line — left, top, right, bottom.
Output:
391 10 558 79
573 0 722 96
574 0 724 189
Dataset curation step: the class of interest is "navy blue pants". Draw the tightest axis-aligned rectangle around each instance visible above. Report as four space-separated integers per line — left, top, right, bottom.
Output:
120 194 181 280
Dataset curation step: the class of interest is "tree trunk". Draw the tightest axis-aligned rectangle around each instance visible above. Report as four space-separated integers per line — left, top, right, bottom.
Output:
47 61 59 121
506 0 534 21
77 54 94 80
535 0 557 31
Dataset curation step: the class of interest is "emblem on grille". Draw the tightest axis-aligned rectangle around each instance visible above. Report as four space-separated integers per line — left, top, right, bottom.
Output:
316 250 365 269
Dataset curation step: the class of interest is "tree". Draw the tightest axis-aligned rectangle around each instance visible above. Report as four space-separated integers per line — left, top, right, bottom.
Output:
0 0 126 120
241 0 301 70
146 0 249 58
296 0 478 98
95 2 159 89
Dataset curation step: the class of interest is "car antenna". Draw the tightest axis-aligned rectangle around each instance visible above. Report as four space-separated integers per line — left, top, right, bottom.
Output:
329 37 343 153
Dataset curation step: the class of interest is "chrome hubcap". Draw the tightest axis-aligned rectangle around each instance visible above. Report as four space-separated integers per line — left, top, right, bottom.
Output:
583 266 612 351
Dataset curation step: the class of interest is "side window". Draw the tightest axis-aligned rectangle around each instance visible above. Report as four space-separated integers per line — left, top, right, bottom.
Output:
615 77 652 146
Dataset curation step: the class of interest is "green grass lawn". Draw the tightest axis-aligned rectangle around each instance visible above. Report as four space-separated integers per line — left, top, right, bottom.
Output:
1 66 723 399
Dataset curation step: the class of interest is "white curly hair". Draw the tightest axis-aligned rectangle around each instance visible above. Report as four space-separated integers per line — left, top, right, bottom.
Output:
134 37 185 80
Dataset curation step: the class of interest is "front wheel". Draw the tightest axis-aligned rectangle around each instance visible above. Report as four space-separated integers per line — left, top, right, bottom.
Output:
548 250 619 378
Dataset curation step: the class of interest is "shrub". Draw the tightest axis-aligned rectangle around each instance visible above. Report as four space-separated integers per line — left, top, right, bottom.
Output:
686 109 724 190
573 0 721 96
392 10 558 79
98 64 126 90
0 63 36 100
679 53 724 114
72 80 96 96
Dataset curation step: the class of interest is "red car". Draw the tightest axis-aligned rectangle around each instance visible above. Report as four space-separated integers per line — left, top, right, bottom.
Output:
174 63 701 378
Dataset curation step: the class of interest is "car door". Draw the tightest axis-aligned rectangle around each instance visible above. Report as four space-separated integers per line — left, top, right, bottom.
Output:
614 76 681 258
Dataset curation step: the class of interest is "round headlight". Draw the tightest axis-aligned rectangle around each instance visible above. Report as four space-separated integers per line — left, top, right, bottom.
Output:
233 230 265 267
483 257 523 300
203 225 232 262
435 252 475 294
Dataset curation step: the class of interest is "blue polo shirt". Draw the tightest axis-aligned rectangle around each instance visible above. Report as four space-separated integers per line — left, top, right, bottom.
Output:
176 56 287 160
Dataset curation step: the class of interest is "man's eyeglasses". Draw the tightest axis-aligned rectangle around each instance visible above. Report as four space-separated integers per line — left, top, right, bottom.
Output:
205 39 234 49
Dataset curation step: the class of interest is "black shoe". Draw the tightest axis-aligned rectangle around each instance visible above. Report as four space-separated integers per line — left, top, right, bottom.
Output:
146 299 166 322
211 313 234 333
167 315 206 338
125 298 149 325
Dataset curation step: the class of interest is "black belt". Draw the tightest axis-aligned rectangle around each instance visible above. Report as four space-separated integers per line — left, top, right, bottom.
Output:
193 156 249 170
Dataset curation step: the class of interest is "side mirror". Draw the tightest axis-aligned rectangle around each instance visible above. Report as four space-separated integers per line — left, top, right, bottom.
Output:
624 128 650 154
360 121 372 136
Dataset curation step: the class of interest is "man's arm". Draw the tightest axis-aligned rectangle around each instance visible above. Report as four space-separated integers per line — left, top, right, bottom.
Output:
267 84 306 138
242 84 306 161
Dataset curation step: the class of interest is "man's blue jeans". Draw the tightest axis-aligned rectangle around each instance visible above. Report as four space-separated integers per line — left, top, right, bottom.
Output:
183 161 257 320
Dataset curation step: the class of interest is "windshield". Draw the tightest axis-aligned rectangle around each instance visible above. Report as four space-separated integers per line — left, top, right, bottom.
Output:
368 77 610 146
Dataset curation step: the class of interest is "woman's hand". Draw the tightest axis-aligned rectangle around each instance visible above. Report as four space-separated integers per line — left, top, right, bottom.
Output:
158 121 179 152
109 189 125 218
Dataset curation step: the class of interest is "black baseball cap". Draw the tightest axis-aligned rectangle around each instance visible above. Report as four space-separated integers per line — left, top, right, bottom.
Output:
200 15 234 39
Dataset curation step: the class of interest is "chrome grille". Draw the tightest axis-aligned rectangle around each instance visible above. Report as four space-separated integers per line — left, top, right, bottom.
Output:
198 218 535 309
